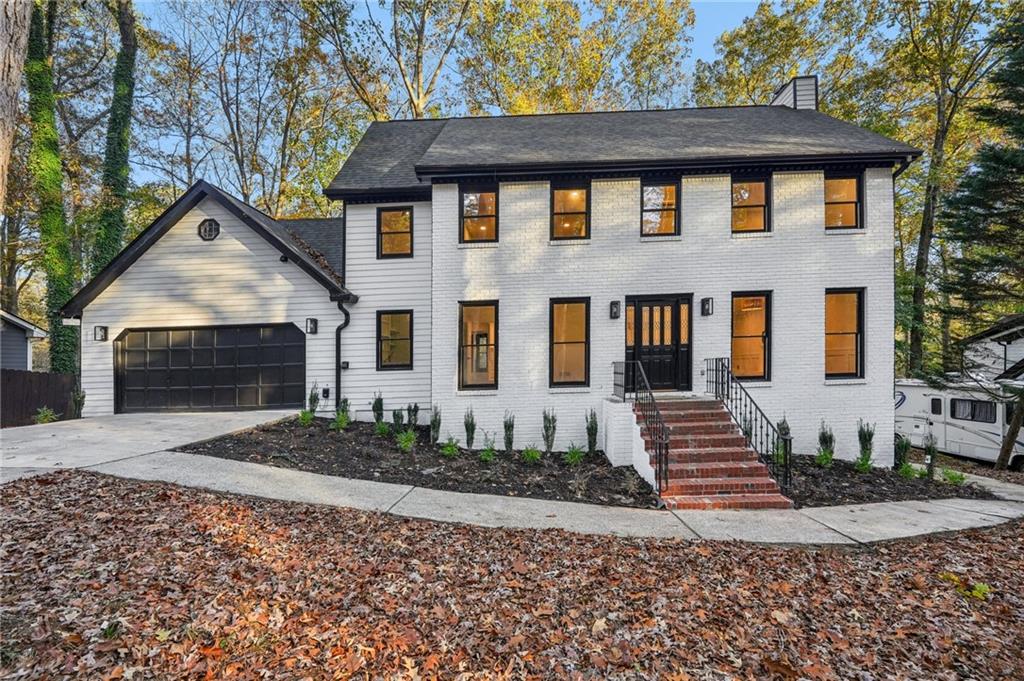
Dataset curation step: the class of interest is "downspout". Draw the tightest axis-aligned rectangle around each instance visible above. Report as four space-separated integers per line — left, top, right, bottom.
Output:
335 300 351 412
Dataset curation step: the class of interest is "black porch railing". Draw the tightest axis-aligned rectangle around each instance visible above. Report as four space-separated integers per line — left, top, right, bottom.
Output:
612 360 669 494
705 357 792 492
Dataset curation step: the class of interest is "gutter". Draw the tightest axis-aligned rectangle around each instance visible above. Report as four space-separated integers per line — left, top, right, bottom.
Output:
334 300 351 413
893 154 916 179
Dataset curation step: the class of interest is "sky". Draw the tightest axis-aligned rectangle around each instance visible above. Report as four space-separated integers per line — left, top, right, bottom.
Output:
688 1 759 69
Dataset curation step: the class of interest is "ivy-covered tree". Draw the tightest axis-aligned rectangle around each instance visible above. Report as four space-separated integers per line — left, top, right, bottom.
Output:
25 0 77 373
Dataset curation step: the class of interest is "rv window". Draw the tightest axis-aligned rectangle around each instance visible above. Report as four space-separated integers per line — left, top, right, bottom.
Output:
930 398 942 415
951 398 996 424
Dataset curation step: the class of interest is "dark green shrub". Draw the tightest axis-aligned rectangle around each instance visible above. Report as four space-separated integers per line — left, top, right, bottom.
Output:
429 405 442 445
480 433 496 463
542 409 557 455
372 392 384 423
407 403 419 428
306 382 321 413
894 434 910 468
815 420 834 468
855 419 875 472
503 411 515 455
392 409 405 431
464 407 476 449
586 409 598 456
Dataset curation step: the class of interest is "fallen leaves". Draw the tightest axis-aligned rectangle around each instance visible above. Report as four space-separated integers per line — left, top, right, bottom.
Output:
1 470 1022 679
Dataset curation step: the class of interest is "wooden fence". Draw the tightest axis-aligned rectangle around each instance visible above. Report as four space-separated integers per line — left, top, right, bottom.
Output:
1 369 76 428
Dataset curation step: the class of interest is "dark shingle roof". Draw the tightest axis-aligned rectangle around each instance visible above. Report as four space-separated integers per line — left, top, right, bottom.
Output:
279 218 344 279
960 314 1024 345
327 105 920 196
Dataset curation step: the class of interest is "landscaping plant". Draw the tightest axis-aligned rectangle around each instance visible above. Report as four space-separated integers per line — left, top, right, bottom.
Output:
941 467 966 486
774 417 791 465
306 382 321 414
897 461 918 479
396 429 416 454
542 408 557 455
521 445 542 464
429 406 442 445
894 434 910 469
586 409 598 456
441 436 459 458
855 419 875 472
406 403 419 428
479 433 496 463
503 411 515 455
330 398 351 431
563 442 585 466
33 406 59 424
297 410 315 427
374 420 391 437
464 407 476 449
815 420 835 468
70 388 86 419
392 409 405 432
372 392 384 424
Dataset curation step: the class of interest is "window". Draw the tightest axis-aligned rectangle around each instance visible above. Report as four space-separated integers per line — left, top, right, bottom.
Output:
930 398 943 415
731 292 770 380
731 176 770 232
377 207 413 258
951 398 996 423
460 186 498 242
825 289 864 378
198 219 220 241
550 298 590 386
825 174 861 229
459 301 497 389
377 311 413 370
641 181 679 235
551 182 590 239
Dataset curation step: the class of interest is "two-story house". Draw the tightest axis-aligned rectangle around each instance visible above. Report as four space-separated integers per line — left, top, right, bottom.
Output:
61 76 920 508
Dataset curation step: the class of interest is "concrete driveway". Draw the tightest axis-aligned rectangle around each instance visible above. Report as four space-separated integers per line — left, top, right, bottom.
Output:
0 410 292 482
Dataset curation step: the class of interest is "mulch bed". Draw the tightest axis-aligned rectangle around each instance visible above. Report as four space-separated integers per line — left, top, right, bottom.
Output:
3 472 1024 679
909 448 1024 487
176 417 661 509
789 454 998 508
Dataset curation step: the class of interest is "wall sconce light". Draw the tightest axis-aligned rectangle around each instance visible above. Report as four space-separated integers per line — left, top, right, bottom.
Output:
279 255 289 263
93 326 108 341
700 297 714 317
609 300 621 319
305 318 318 334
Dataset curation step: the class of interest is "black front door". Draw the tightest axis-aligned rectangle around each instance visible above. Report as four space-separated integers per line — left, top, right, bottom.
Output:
625 296 691 390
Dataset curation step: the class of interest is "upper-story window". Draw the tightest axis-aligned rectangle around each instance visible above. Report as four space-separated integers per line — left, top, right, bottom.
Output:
641 180 679 236
731 175 770 233
461 185 498 243
551 181 590 240
377 206 413 258
825 173 861 230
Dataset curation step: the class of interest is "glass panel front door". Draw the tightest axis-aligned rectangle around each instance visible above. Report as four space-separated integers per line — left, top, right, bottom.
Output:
625 296 691 391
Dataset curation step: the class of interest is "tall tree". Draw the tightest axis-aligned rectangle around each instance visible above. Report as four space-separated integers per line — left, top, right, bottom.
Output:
90 0 137 275
1 0 33 215
25 0 76 372
941 16 1024 469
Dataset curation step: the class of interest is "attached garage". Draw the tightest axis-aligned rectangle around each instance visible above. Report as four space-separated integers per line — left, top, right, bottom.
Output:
116 324 306 412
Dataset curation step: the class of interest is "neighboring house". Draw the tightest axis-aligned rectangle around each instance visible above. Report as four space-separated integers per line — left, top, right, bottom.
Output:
61 75 920 506
1 310 47 371
960 314 1024 382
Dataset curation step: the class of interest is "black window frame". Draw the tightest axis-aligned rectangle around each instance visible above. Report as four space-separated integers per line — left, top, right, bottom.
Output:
824 287 865 379
730 174 772 233
951 398 997 424
824 172 863 230
549 297 591 388
376 206 414 259
458 300 499 390
930 397 943 415
376 309 414 371
550 180 591 241
459 184 499 244
731 291 772 381
640 179 680 237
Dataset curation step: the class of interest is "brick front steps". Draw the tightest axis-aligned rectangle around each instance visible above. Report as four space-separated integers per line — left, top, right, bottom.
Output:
638 398 793 510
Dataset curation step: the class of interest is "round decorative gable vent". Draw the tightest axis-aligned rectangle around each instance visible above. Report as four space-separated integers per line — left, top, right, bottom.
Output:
198 219 220 241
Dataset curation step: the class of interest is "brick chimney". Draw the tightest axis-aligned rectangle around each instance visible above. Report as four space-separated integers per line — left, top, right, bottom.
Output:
769 75 818 111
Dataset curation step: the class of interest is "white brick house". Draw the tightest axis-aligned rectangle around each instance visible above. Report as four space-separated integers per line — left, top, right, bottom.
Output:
62 76 920 507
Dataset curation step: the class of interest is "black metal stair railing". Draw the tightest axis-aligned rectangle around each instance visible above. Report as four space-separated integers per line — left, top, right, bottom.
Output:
704 357 792 493
612 360 670 494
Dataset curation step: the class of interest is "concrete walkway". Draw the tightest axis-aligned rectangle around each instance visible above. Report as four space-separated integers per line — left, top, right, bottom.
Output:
0 411 292 482
86 450 1024 545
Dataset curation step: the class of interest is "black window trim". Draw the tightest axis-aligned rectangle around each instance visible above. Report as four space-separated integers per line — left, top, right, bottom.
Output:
549 296 591 388
731 290 772 381
640 178 680 237
458 299 499 391
824 171 864 231
730 173 772 233
459 184 499 244
930 397 943 416
951 398 997 424
376 205 414 259
550 180 591 241
376 309 414 371
825 287 865 379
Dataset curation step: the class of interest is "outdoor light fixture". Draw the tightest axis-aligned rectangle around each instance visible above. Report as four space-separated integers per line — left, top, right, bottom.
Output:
305 318 318 334
609 300 621 319
279 255 289 262
701 297 714 317
93 326 108 341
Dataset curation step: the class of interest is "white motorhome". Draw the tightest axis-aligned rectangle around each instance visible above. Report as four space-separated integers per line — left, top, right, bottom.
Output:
895 379 1022 470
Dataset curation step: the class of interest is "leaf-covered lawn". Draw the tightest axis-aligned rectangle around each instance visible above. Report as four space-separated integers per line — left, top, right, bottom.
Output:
2 472 1022 679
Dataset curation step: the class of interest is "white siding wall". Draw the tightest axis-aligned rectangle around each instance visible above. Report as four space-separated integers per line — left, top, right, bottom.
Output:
339 201 432 420
80 198 344 416
430 168 895 464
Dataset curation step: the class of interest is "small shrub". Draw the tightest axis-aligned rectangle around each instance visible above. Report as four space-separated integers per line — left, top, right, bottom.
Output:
441 436 459 457
503 411 515 455
542 409 557 455
406 403 419 428
306 382 321 413
33 406 59 424
894 434 911 468
297 410 314 427
521 445 542 464
330 398 351 431
585 409 598 456
374 420 391 437
563 442 585 466
916 466 932 480
774 417 791 465
941 467 966 486
71 389 86 419
372 392 384 423
464 407 476 449
396 429 416 453
897 461 917 479
429 406 442 445
392 409 405 431
855 419 875 472
479 433 496 463
817 420 835 453
815 448 834 468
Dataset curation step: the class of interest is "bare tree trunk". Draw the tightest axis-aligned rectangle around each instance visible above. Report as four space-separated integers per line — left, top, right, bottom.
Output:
995 391 1023 471
0 0 32 214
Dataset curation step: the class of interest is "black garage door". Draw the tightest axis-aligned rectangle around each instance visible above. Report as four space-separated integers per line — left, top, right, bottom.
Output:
115 324 305 412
